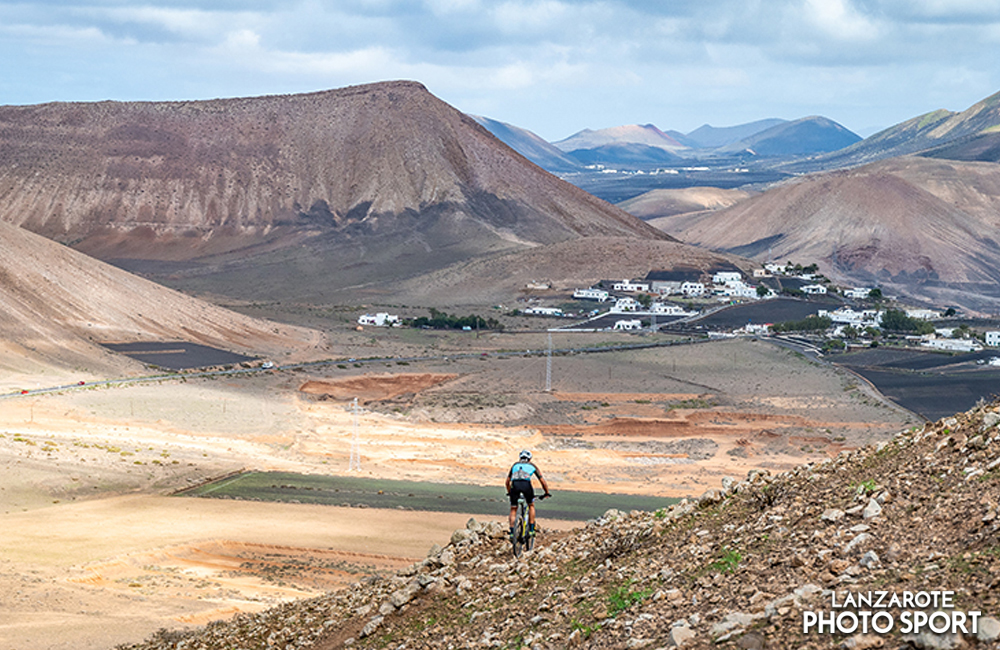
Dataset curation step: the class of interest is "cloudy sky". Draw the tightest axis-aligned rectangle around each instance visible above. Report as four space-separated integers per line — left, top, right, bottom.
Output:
2 0 999 140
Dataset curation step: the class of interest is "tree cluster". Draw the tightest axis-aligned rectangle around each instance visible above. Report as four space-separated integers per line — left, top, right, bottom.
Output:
407 309 503 331
770 314 833 333
879 309 935 335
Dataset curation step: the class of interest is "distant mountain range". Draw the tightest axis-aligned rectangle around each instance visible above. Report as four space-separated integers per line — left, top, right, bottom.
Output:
473 115 861 171
683 119 787 148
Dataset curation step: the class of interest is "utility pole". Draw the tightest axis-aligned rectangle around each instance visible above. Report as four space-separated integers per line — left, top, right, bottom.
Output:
545 333 553 393
349 397 361 471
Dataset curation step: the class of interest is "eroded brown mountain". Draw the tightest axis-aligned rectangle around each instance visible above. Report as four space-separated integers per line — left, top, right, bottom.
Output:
0 81 669 301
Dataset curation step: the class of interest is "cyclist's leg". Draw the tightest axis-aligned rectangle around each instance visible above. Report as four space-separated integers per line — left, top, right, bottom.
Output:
524 483 537 535
508 483 523 535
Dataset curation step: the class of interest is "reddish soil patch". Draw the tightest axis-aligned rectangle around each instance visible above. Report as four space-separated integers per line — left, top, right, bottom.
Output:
539 411 812 438
300 373 457 402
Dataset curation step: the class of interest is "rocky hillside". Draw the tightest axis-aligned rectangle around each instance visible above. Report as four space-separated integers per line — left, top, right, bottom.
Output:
119 402 1000 650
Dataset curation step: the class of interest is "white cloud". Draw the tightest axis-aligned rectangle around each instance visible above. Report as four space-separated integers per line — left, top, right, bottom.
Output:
424 0 481 14
0 22 115 45
804 0 879 41
491 0 570 35
99 6 227 40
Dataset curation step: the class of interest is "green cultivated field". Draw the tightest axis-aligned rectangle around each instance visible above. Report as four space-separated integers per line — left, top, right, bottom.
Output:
178 471 678 521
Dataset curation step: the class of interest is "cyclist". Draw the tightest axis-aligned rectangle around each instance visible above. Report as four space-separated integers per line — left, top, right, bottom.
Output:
505 449 551 541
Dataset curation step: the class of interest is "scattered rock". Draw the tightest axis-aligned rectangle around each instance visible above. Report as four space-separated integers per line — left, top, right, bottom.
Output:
738 631 768 650
843 532 873 555
859 550 880 569
862 498 882 519
359 615 384 638
821 508 845 522
977 615 1000 642
668 624 697 648
840 633 884 649
902 627 966 650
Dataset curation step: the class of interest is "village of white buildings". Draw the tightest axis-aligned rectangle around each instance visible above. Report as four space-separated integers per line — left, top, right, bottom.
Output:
357 261 1000 356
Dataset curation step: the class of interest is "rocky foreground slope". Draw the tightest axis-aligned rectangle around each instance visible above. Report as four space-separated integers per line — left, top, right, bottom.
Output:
120 403 1000 650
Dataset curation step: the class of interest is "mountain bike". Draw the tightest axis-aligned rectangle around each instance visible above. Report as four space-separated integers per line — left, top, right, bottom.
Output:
511 493 548 557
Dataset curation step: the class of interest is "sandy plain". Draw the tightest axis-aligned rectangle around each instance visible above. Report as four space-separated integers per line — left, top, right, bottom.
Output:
0 333 917 650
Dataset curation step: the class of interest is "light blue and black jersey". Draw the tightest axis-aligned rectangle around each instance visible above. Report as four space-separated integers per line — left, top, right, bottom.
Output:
508 462 538 482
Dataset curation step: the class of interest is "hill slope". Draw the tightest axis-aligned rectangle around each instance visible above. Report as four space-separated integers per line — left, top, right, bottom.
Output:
618 187 754 221
119 402 1000 650
652 156 1000 312
685 119 788 148
553 124 688 154
0 221 321 381
798 90 1000 170
0 82 666 300
469 115 581 172
719 116 861 156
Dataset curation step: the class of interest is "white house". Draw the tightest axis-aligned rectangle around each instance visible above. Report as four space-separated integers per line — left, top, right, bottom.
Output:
358 313 400 327
524 307 564 317
611 297 640 312
737 322 772 335
819 308 882 327
613 319 643 331
801 284 827 295
753 268 771 278
764 263 788 275
650 302 697 317
716 281 759 299
986 331 1000 347
681 281 706 297
922 338 982 353
712 271 742 285
612 279 650 293
906 309 939 321
573 288 610 302
844 287 874 299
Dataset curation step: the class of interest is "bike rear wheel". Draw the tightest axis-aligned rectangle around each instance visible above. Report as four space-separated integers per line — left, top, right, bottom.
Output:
511 501 531 557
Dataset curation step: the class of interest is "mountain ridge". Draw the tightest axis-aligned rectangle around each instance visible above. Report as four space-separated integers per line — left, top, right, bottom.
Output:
792 90 1000 170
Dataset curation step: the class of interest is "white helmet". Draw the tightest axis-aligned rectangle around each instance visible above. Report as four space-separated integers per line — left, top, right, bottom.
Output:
519 449 532 461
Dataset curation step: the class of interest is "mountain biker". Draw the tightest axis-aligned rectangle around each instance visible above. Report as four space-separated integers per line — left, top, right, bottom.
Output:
505 449 551 540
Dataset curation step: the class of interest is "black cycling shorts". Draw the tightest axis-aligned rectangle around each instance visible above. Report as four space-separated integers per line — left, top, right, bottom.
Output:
509 479 534 506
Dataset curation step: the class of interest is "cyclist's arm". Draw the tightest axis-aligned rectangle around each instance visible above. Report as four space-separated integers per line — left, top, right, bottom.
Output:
535 468 551 496
504 467 512 493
